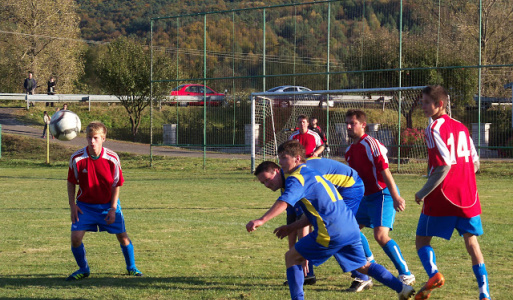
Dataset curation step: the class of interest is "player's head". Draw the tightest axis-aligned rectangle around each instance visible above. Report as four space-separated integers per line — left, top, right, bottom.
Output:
421 85 448 119
254 161 284 191
297 115 309 133
86 121 107 153
345 109 367 140
309 117 318 128
278 140 306 174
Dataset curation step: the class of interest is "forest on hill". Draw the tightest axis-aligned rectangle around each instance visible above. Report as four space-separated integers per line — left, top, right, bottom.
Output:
0 0 511 99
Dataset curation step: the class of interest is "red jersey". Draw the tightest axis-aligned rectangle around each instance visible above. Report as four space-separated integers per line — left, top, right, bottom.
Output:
289 129 323 157
67 146 124 204
344 134 388 195
423 114 481 217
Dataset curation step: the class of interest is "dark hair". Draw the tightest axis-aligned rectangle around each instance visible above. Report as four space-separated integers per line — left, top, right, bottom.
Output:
422 85 448 109
254 161 280 176
277 140 306 163
297 114 308 122
345 109 367 123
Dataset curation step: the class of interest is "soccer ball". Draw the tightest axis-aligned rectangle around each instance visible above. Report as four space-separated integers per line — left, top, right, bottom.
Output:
49 110 81 141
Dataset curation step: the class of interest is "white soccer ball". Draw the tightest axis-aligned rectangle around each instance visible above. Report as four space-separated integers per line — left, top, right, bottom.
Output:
49 110 81 141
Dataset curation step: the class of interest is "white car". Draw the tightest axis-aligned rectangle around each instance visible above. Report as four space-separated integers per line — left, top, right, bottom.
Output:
265 86 333 107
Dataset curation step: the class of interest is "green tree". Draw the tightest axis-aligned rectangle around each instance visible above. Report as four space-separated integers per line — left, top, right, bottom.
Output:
95 36 176 141
0 0 82 93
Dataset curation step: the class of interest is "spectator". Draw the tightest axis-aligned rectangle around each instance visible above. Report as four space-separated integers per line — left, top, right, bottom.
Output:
41 111 53 139
24 71 37 107
24 71 37 95
47 76 56 107
63 103 68 111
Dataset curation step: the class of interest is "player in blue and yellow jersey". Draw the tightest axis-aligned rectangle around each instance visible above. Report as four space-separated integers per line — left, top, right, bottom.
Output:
246 140 415 300
282 157 375 292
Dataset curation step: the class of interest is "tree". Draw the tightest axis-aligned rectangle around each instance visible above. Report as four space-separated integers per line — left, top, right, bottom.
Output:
0 0 82 93
95 36 176 141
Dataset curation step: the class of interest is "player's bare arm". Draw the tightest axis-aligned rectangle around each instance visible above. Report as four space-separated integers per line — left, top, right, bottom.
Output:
381 168 406 212
105 186 120 225
67 181 82 223
246 200 288 232
311 145 325 157
274 215 310 239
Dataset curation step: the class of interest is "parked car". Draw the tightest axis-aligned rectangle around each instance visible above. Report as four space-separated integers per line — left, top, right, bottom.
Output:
265 86 333 107
169 84 226 106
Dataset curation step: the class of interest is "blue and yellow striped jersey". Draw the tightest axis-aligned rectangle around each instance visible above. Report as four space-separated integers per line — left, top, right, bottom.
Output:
278 165 361 247
305 157 364 213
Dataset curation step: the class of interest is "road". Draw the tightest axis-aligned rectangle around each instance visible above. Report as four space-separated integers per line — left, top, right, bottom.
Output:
0 107 250 160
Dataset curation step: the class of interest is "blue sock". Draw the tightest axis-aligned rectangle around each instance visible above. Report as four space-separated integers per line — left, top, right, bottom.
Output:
306 260 314 277
472 263 490 299
120 241 136 270
368 262 403 293
351 270 370 281
417 245 438 278
286 265 305 300
382 239 411 276
71 243 89 272
360 232 375 263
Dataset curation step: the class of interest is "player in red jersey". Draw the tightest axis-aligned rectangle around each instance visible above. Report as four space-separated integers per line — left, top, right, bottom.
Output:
289 115 324 157
414 85 490 300
344 109 415 286
66 121 143 280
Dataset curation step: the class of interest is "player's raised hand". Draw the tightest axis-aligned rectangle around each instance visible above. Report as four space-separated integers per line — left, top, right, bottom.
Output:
393 196 406 212
273 225 292 239
246 219 264 232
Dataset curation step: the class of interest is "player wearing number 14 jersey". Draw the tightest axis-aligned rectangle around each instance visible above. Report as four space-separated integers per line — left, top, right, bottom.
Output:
414 85 490 300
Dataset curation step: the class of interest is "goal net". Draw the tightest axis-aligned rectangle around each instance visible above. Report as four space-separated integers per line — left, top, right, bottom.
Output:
250 86 428 174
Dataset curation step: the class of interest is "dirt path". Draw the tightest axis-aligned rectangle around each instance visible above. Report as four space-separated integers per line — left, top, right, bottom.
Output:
0 107 250 160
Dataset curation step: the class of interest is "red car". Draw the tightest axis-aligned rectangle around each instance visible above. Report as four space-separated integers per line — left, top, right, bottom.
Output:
169 84 226 106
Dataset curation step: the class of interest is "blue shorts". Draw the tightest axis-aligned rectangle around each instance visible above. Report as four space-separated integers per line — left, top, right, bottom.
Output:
339 179 365 216
416 213 483 240
294 234 367 272
356 187 396 229
71 200 126 234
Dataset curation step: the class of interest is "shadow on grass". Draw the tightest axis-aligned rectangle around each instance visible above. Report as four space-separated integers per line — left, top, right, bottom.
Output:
0 273 287 290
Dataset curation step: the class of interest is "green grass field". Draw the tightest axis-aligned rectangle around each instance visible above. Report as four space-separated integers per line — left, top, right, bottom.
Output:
1 136 512 299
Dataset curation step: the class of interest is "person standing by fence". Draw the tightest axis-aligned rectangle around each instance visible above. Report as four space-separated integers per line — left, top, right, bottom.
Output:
42 111 53 139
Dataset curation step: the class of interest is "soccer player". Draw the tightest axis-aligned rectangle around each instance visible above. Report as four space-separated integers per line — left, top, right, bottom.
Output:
308 117 327 146
414 85 490 300
66 121 143 280
306 156 375 291
246 140 415 300
344 109 415 286
261 155 376 292
289 115 324 157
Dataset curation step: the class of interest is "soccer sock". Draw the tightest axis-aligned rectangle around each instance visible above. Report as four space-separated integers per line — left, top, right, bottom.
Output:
382 239 411 276
120 241 136 270
360 232 375 263
472 263 490 299
417 245 438 278
367 262 403 293
71 243 89 272
286 265 305 300
351 270 370 281
306 260 314 277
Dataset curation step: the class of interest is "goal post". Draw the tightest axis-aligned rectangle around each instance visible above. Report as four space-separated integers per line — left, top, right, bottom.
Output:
250 86 428 173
